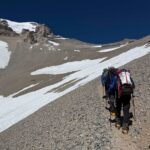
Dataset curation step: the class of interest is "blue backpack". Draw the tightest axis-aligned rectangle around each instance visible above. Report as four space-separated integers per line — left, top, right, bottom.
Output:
101 68 118 93
101 69 111 89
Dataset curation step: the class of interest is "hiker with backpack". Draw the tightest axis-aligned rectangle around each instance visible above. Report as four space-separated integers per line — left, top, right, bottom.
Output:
115 69 135 134
101 67 135 134
101 67 118 116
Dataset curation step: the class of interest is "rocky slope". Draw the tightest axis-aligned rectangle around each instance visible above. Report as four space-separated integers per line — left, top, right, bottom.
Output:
110 54 150 150
0 19 150 149
0 54 149 150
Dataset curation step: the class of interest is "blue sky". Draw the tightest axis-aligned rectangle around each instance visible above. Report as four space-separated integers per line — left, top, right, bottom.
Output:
1 0 150 44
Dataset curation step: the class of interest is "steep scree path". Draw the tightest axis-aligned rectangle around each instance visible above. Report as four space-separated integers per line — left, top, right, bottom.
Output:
0 80 112 149
0 54 150 150
110 54 150 150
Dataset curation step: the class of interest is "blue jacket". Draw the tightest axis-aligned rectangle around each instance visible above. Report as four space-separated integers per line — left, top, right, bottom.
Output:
107 75 118 94
101 71 110 90
101 71 109 86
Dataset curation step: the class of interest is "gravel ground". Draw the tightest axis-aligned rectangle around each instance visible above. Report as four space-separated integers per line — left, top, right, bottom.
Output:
110 54 150 150
0 54 150 150
0 80 112 150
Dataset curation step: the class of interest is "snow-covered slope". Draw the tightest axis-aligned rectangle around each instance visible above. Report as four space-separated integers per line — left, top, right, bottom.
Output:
0 41 11 68
0 44 150 132
0 19 37 34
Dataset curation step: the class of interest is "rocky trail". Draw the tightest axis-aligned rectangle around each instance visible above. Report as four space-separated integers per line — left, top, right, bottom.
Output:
110 54 150 150
0 53 150 150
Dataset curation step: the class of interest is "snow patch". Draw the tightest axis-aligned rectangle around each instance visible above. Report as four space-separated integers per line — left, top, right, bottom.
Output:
55 37 68 40
49 40 60 46
34 43 39 47
31 59 105 75
48 46 56 51
92 45 102 48
64 57 68 61
0 41 11 68
74 49 80 52
11 84 39 97
29 45 33 49
99 43 128 52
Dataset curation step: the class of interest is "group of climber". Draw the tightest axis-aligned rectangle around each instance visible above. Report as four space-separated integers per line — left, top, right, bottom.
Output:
101 67 135 134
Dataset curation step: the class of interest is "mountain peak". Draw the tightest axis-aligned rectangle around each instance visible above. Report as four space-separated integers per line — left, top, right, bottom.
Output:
0 18 54 44
0 18 38 34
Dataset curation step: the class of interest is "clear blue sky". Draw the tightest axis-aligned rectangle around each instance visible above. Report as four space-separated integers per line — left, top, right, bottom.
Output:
1 0 150 44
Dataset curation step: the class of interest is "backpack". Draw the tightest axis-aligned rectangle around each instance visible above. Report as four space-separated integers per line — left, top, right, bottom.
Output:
117 69 134 97
101 67 117 91
101 69 109 86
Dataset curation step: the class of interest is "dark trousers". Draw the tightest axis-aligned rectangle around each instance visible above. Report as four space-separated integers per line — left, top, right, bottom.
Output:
116 95 131 124
108 94 116 112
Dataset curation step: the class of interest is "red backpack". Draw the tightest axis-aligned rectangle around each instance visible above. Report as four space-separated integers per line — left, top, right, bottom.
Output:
117 69 134 98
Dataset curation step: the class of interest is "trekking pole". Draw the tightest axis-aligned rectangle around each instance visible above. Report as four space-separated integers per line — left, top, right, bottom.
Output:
102 86 108 109
132 94 136 121
109 111 112 129
105 98 108 109
104 94 111 129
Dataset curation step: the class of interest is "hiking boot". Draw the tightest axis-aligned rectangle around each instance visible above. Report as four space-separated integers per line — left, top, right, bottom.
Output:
122 123 129 134
115 118 121 129
108 100 116 117
109 105 116 117
110 112 116 116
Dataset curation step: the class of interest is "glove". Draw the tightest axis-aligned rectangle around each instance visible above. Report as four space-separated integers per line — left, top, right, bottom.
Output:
102 95 107 99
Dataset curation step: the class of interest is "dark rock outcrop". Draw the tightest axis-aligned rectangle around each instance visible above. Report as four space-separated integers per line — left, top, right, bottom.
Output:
22 24 54 44
0 20 18 36
22 30 37 44
36 24 53 38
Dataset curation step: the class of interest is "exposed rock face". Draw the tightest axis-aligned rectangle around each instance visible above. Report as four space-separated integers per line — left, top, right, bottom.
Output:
22 25 53 44
0 20 18 36
36 24 53 38
22 30 37 44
